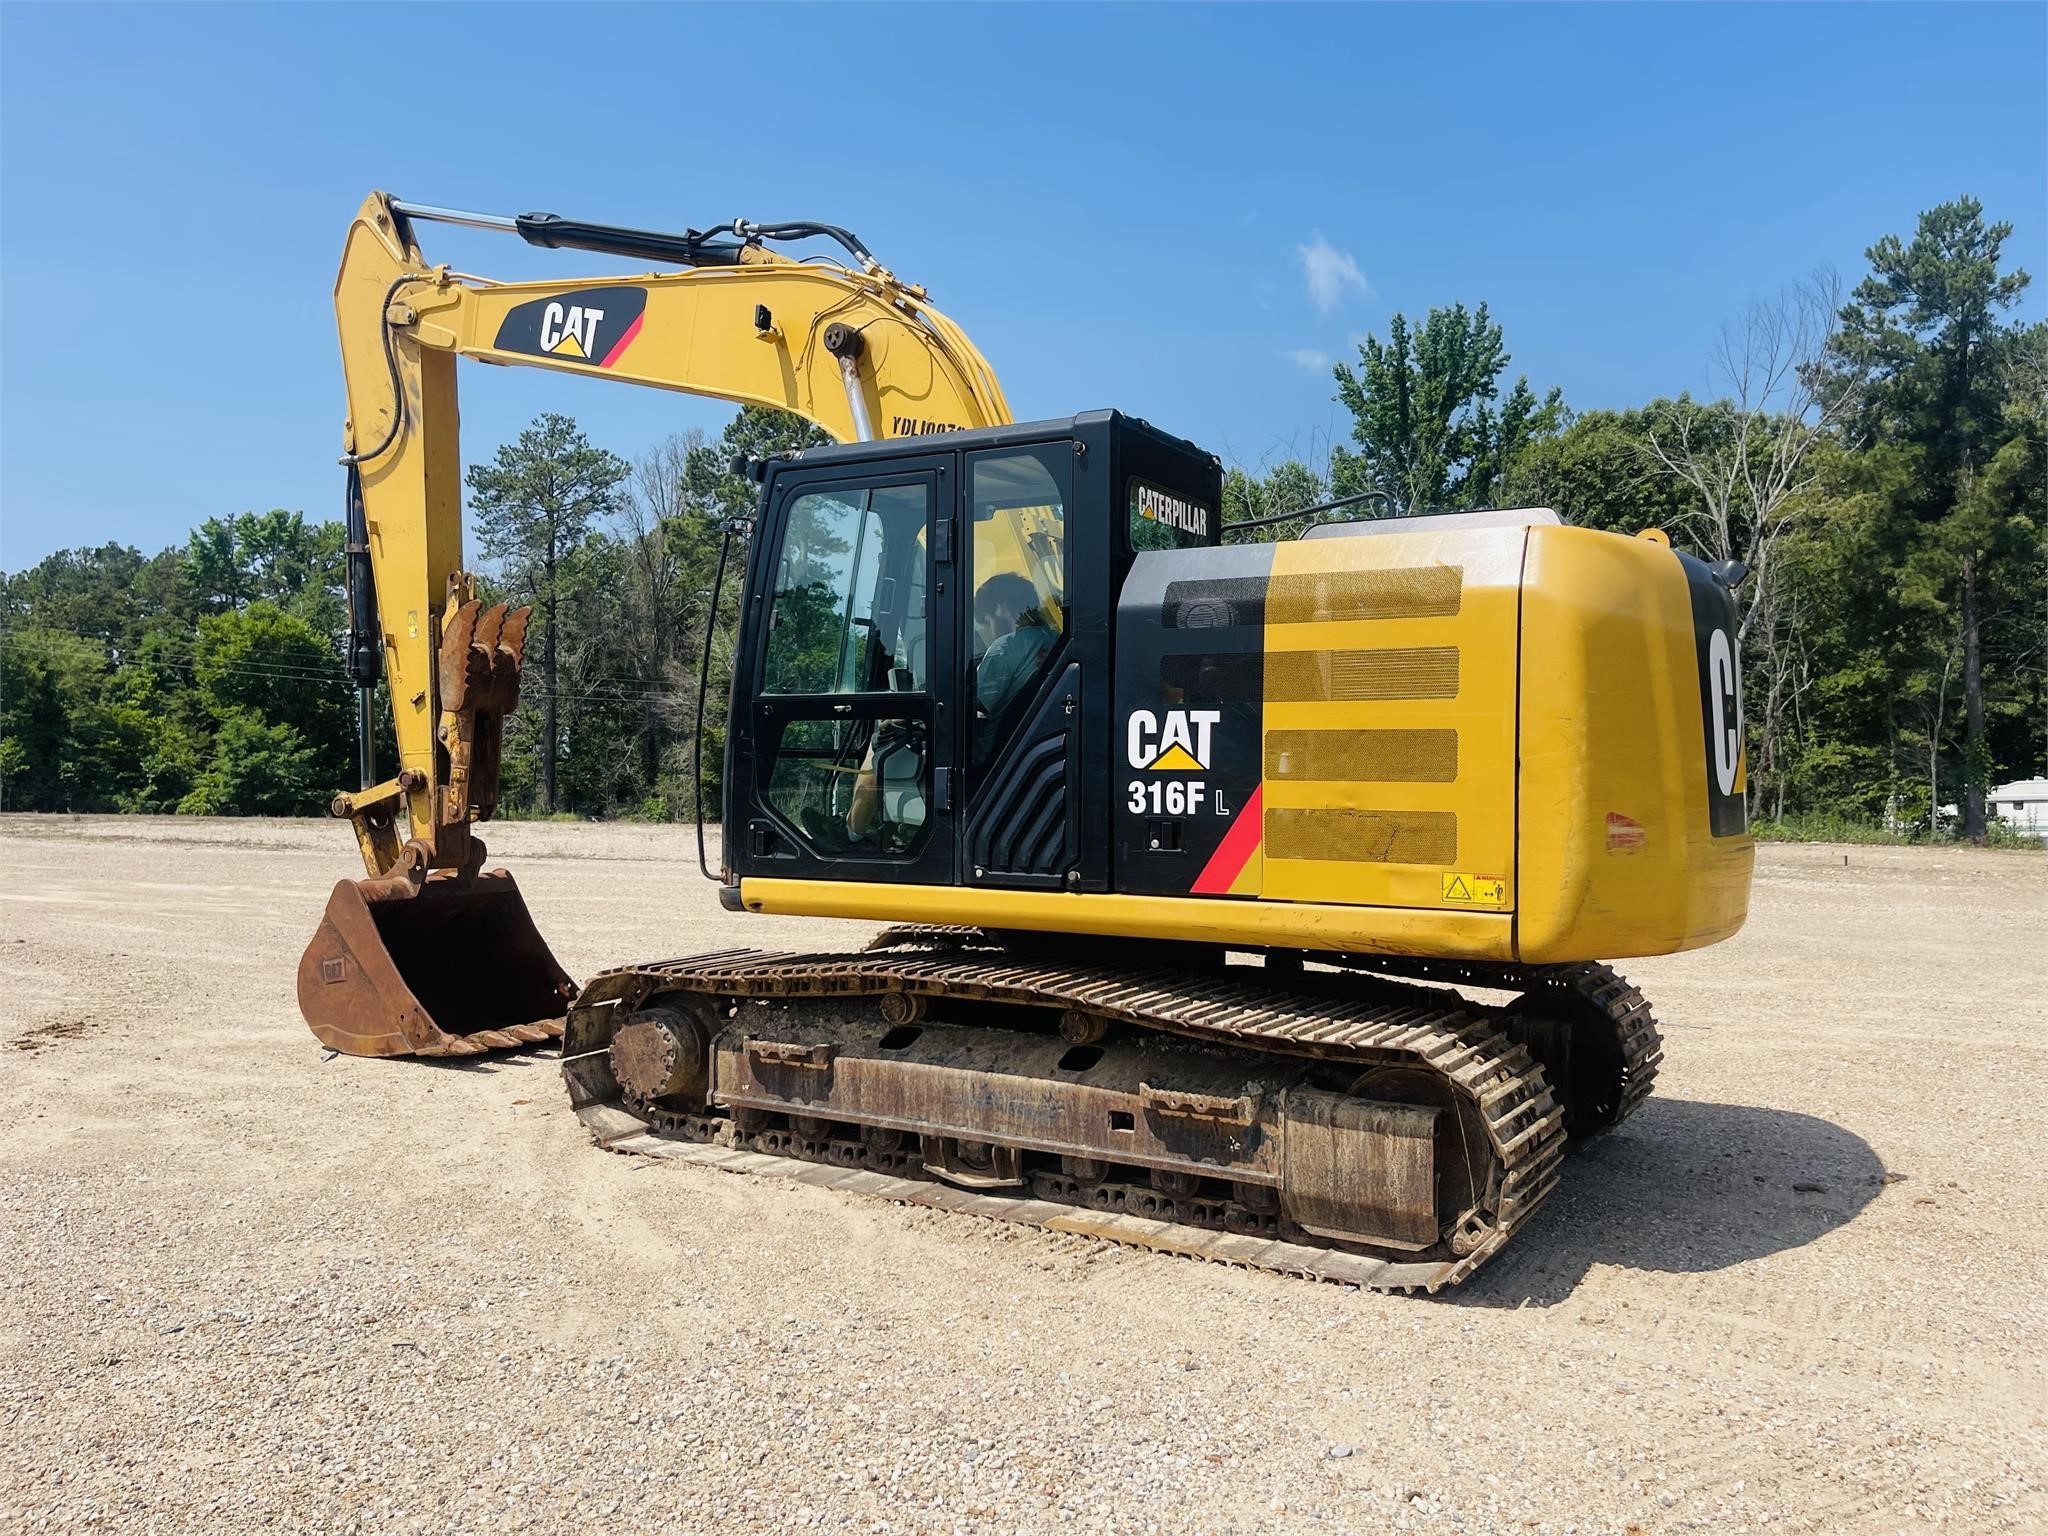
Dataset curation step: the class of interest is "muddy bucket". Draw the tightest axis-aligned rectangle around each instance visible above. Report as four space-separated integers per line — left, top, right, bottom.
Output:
297 869 577 1057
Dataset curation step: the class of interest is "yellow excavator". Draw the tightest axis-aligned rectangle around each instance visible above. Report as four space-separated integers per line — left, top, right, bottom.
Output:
299 191 1753 1291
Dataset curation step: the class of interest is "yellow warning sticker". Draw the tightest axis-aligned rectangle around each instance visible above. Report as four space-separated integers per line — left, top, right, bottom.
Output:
1441 872 1507 907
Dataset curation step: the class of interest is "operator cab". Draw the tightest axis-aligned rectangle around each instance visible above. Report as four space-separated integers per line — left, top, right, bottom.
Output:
724 411 1221 895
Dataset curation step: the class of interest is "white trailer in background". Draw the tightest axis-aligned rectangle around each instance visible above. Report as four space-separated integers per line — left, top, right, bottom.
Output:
1987 777 2048 840
1947 778 2048 840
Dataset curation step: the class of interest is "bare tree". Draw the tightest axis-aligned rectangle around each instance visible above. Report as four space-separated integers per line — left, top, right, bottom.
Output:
1215 428 1352 545
1644 272 1861 817
1645 271 1859 640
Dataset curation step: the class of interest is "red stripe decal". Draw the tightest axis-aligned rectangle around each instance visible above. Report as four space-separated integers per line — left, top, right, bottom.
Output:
1191 784 1264 895
598 312 645 368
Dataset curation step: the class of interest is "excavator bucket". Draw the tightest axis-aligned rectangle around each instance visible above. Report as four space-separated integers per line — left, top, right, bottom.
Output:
298 867 576 1058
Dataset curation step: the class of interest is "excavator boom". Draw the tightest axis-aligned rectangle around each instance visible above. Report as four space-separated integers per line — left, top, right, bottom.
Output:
300 192 1011 1057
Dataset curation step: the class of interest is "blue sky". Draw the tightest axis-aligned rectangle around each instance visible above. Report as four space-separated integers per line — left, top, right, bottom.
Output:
2 2 2043 570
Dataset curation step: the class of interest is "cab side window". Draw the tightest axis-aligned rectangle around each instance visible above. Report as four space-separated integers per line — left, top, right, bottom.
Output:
969 449 1068 770
759 480 932 857
762 484 927 695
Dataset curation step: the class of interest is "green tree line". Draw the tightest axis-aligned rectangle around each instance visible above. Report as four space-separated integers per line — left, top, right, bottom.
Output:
1 511 359 814
4 197 2042 837
0 407 800 819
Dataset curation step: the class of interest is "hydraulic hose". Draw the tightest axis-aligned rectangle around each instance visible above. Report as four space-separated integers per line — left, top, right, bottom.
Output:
339 275 419 467
342 465 381 788
694 522 742 882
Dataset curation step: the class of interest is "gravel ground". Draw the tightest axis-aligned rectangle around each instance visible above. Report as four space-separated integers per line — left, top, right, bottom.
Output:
1 815 2042 1536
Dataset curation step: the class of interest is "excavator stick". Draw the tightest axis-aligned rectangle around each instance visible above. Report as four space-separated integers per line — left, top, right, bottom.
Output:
298 593 576 1058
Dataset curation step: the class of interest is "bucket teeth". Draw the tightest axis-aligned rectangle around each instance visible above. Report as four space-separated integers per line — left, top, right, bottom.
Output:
472 600 507 658
433 599 533 829
416 1021 563 1057
415 1030 561 1058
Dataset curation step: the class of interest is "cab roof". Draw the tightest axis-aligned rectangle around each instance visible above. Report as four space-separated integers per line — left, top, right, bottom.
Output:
778 410 1217 471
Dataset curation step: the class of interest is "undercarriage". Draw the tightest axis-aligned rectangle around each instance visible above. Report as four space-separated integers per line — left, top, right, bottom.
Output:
560 932 1660 1292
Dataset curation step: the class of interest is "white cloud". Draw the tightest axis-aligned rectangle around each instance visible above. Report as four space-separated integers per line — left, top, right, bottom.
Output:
1298 235 1369 313
1285 348 1331 374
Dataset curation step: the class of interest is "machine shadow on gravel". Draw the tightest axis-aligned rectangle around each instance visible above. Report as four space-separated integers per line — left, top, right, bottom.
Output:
1450 1097 1888 1307
406 1051 560 1078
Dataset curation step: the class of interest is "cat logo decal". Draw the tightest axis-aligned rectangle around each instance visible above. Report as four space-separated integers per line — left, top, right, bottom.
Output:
1127 709 1220 772
493 286 647 369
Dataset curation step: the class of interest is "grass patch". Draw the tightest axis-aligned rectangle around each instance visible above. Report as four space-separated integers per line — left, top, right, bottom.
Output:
1753 812 1918 845
1753 810 2044 850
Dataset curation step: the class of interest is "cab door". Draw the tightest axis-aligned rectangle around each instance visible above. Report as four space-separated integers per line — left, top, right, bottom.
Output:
731 456 958 885
959 443 1084 889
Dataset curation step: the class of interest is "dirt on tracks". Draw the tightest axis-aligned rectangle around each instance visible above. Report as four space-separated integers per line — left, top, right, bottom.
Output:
1 814 2042 1535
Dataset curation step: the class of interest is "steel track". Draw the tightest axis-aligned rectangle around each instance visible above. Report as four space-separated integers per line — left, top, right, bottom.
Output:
1329 955 1664 1134
866 931 1664 1136
562 947 1571 1293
